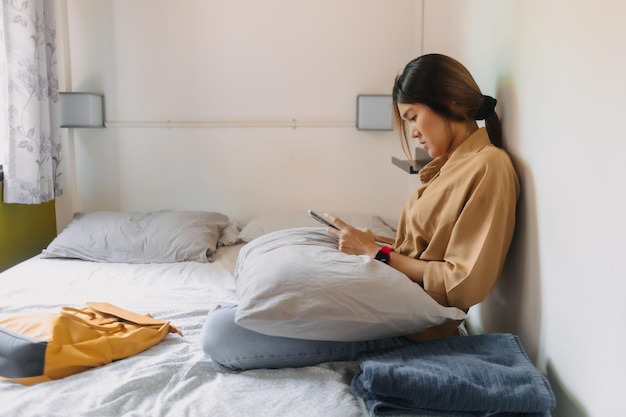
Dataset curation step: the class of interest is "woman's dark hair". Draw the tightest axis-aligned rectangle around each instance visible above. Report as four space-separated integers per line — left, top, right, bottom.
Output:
392 54 502 158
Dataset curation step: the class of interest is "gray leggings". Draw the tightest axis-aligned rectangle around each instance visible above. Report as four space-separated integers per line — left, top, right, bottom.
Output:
200 304 412 371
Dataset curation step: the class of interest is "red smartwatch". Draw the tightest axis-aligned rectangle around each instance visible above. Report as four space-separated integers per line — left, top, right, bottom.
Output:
374 246 393 264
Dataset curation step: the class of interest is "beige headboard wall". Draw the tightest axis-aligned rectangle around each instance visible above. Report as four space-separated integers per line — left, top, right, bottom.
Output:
0 182 57 272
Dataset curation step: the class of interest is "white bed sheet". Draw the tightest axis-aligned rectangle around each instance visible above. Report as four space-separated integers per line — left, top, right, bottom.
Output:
0 245 362 417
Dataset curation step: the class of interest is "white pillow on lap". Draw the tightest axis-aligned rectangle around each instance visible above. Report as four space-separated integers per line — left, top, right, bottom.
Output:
234 228 466 341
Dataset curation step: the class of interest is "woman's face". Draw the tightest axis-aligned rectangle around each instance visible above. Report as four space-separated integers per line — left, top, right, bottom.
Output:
397 102 452 159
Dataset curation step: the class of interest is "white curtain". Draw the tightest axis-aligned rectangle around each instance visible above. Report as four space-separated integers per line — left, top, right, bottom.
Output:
0 0 62 204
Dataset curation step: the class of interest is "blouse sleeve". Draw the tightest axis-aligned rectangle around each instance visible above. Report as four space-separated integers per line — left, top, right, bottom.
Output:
422 157 519 311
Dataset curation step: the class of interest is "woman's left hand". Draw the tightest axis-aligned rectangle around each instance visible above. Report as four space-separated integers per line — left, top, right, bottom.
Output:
324 214 380 258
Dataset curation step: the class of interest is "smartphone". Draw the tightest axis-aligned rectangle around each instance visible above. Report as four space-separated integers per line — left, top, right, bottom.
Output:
307 209 340 230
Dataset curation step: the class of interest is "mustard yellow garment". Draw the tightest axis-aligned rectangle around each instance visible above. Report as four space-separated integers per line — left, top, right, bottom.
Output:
395 128 520 324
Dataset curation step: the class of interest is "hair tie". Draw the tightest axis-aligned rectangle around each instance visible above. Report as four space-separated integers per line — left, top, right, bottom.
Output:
474 95 497 120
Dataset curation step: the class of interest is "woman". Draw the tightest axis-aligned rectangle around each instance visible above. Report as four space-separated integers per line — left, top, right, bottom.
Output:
202 54 520 370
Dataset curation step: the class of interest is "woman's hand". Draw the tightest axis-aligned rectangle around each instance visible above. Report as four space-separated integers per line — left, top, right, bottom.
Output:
325 213 426 286
324 213 380 258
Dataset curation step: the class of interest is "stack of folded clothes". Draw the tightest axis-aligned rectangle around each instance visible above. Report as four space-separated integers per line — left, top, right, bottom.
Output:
352 333 556 417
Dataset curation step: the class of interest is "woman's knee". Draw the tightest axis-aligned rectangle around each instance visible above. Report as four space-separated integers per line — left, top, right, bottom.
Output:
201 304 239 366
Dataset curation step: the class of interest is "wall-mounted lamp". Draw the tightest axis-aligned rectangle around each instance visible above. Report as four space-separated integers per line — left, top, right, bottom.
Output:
59 92 105 128
356 95 393 131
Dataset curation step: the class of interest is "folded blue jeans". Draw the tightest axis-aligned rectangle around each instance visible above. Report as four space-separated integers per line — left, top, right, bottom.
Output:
201 304 411 371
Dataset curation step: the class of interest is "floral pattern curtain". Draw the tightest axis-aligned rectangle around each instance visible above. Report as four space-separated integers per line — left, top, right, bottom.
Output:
0 0 62 204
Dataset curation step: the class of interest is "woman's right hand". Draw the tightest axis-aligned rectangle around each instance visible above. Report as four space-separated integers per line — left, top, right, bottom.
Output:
324 214 380 259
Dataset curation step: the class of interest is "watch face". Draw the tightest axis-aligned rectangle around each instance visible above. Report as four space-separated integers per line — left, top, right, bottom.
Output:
375 250 390 264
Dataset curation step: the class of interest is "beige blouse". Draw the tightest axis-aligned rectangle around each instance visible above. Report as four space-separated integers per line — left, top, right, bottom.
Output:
394 128 520 337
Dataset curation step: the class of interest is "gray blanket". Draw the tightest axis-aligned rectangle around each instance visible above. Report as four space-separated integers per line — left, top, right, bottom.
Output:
351 333 555 417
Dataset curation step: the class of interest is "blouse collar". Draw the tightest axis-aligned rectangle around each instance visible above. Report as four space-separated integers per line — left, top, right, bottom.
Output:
418 128 491 183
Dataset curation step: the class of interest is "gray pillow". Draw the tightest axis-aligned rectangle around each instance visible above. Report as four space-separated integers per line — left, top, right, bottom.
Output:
238 210 396 243
234 228 467 341
42 210 232 263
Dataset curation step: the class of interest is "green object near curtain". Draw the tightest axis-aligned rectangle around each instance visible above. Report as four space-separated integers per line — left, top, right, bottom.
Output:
0 181 57 272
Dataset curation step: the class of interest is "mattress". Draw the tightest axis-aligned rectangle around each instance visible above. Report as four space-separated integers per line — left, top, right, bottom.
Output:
0 244 362 417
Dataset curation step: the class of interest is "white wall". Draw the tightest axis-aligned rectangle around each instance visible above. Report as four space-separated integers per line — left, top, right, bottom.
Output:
56 0 424 230
422 1 626 416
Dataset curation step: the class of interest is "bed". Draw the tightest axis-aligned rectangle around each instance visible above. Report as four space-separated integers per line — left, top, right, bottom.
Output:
0 209 555 417
0 209 399 417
